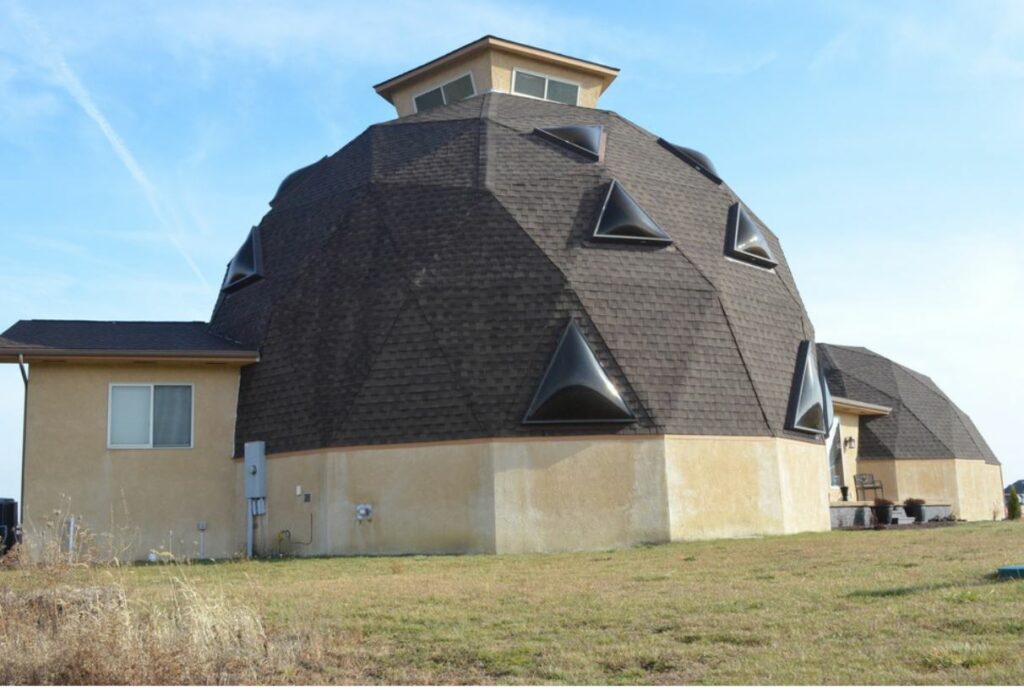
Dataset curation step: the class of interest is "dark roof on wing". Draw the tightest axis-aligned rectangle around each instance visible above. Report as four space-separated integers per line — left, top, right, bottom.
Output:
818 344 999 465
210 92 816 456
0 320 257 361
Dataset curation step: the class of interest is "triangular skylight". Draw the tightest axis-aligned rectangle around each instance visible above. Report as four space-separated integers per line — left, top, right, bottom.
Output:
534 125 605 161
592 180 673 245
658 138 722 184
269 157 326 208
786 340 827 434
821 368 834 432
221 226 263 293
725 203 777 269
523 320 635 424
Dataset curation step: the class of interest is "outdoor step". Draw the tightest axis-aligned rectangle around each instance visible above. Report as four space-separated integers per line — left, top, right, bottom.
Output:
893 516 917 525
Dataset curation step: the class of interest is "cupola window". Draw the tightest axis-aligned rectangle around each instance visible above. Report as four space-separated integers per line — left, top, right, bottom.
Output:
512 69 580 106
413 73 476 112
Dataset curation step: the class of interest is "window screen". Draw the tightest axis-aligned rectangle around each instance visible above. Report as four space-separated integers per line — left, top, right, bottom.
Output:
547 79 579 105
153 385 192 447
414 87 444 112
442 74 474 103
513 71 546 99
110 385 151 446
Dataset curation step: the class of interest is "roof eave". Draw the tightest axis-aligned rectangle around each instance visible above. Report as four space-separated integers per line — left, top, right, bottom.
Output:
832 396 891 417
373 35 620 103
0 349 260 364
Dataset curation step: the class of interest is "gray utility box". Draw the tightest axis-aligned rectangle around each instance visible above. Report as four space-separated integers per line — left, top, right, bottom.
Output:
244 441 267 499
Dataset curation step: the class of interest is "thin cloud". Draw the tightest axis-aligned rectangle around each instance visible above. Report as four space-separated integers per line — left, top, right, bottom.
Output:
6 1 209 289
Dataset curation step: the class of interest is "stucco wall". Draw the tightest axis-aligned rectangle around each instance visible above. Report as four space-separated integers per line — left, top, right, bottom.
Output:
857 457 1004 521
665 436 830 540
22 360 835 558
23 361 242 561
828 411 860 502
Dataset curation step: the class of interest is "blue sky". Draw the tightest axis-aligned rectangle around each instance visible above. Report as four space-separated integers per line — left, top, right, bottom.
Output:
1 0 1021 501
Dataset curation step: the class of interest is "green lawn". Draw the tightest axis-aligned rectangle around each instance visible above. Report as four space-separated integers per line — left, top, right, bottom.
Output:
3 521 1023 684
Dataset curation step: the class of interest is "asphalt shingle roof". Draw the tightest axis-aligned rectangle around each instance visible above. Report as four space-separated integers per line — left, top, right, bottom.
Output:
209 92 819 456
0 320 255 358
818 343 999 465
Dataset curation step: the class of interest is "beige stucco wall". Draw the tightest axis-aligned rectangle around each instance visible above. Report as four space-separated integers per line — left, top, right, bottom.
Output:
262 434 830 556
389 52 493 118
22 359 835 558
827 411 860 502
388 48 606 117
23 361 242 562
665 435 830 540
489 49 605 108
856 457 1004 521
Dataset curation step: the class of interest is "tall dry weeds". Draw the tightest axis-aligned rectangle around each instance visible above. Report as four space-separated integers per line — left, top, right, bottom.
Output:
0 503 301 685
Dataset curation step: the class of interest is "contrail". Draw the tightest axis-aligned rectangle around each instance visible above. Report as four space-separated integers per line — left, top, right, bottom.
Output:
7 2 210 289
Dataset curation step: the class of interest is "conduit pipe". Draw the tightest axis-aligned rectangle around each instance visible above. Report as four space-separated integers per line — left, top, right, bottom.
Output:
17 353 28 526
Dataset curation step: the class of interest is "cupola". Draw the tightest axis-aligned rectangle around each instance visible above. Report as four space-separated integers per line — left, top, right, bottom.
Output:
373 35 619 117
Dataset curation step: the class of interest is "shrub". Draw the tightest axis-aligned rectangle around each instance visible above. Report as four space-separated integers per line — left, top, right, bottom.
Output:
904 498 926 508
1009 487 1021 521
874 498 894 507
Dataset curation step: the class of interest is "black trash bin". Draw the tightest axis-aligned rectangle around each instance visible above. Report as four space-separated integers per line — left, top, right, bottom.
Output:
0 498 18 554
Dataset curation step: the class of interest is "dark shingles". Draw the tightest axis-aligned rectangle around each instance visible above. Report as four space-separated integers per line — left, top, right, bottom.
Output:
0 320 253 354
210 92 824 453
819 343 999 465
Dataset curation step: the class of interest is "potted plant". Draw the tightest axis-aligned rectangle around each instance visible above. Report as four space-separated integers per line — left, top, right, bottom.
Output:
874 498 895 526
904 497 926 523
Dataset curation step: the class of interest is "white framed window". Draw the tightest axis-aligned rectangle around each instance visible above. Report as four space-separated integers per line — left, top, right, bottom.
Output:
511 68 580 106
413 73 476 113
108 384 194 449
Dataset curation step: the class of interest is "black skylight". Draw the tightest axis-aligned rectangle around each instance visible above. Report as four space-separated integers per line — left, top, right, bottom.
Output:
786 340 828 435
592 180 673 245
821 367 834 432
725 203 777 269
533 125 605 161
657 139 722 185
523 320 635 424
221 227 263 293
270 157 326 208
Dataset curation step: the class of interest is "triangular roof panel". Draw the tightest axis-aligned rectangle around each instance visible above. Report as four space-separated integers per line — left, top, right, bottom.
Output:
726 203 777 269
523 320 635 424
658 139 722 184
787 340 827 434
534 125 605 161
592 180 673 245
221 226 263 293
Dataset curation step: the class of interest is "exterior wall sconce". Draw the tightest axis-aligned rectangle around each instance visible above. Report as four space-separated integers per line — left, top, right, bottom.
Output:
843 437 857 450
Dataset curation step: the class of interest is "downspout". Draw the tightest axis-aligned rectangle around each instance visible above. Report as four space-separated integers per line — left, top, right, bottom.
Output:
17 354 28 525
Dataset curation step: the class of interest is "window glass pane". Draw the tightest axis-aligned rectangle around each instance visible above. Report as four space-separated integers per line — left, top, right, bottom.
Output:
547 79 579 106
110 385 150 446
442 74 474 103
828 421 844 486
513 71 545 99
153 385 192 447
414 87 444 112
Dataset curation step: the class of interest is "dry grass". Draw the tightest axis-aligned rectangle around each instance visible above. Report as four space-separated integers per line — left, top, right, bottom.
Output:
2 521 1023 684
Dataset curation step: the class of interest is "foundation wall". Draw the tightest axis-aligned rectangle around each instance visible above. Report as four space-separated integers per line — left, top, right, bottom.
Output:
664 436 830 540
856 457 1004 521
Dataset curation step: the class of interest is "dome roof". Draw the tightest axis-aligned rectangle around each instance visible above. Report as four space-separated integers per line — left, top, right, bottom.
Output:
818 344 999 465
210 93 816 455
